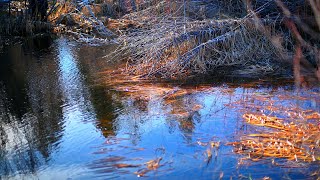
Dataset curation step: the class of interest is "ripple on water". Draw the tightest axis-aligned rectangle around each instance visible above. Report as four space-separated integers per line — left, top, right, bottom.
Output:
0 37 319 179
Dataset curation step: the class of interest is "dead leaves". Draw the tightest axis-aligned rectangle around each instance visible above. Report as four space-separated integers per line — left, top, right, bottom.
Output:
134 157 163 177
146 157 162 170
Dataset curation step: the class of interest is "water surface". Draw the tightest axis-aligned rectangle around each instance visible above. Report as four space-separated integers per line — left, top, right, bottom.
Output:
0 37 319 179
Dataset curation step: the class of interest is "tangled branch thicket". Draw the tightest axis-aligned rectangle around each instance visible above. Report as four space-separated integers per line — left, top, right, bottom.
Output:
108 0 319 80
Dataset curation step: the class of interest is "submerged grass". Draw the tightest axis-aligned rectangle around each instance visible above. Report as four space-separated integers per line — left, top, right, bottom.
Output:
225 87 320 164
228 113 319 162
97 70 319 177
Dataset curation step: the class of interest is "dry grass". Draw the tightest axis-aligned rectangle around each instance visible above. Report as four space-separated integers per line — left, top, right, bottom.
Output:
48 1 115 41
106 1 289 79
249 0 320 85
225 87 320 163
102 0 320 82
228 113 319 162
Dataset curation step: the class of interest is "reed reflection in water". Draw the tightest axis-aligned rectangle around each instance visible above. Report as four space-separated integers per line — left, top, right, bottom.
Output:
0 37 318 179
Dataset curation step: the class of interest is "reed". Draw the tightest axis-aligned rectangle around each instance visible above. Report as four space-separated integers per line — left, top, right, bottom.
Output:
228 113 319 162
104 0 320 81
106 0 291 79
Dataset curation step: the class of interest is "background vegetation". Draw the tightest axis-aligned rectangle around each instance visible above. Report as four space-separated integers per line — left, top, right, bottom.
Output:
1 0 319 83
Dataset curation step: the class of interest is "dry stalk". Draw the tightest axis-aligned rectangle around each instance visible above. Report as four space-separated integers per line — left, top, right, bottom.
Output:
228 113 319 162
108 14 283 79
104 0 320 80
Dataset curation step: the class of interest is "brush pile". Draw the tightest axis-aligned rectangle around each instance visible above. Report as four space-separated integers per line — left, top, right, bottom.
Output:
107 0 289 79
106 0 320 81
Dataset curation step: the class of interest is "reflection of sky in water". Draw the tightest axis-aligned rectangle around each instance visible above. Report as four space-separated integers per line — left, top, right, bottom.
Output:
1 38 318 179
102 89 241 179
37 38 105 178
92 84 319 179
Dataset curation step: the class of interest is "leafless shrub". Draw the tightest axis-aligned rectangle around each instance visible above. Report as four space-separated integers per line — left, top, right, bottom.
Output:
247 0 320 86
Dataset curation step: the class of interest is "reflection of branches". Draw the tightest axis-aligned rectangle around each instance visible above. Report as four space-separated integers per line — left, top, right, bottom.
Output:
0 115 42 176
0 85 41 176
106 80 206 142
167 94 202 140
0 43 64 177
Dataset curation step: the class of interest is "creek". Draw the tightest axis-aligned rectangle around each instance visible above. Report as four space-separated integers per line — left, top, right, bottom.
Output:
0 36 319 179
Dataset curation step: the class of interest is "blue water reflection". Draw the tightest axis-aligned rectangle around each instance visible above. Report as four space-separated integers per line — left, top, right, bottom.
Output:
43 38 105 176
0 37 318 179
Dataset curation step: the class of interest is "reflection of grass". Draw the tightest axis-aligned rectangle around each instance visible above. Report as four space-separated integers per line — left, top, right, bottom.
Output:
101 71 209 139
102 71 319 170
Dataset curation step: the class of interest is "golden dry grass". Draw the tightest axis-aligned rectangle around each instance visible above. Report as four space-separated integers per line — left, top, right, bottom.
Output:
105 1 288 79
226 88 320 163
228 113 319 162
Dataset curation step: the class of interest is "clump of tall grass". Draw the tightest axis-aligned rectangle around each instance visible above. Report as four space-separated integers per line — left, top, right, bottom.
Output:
107 1 287 79
106 0 320 81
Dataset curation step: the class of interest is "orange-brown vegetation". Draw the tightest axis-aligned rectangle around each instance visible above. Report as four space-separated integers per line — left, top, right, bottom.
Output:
228 113 319 162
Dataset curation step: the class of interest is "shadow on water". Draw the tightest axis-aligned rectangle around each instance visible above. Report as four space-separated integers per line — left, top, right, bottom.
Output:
0 36 123 179
0 36 319 179
0 35 63 176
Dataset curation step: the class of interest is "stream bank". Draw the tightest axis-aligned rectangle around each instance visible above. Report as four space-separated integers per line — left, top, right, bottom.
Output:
1 1 320 83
